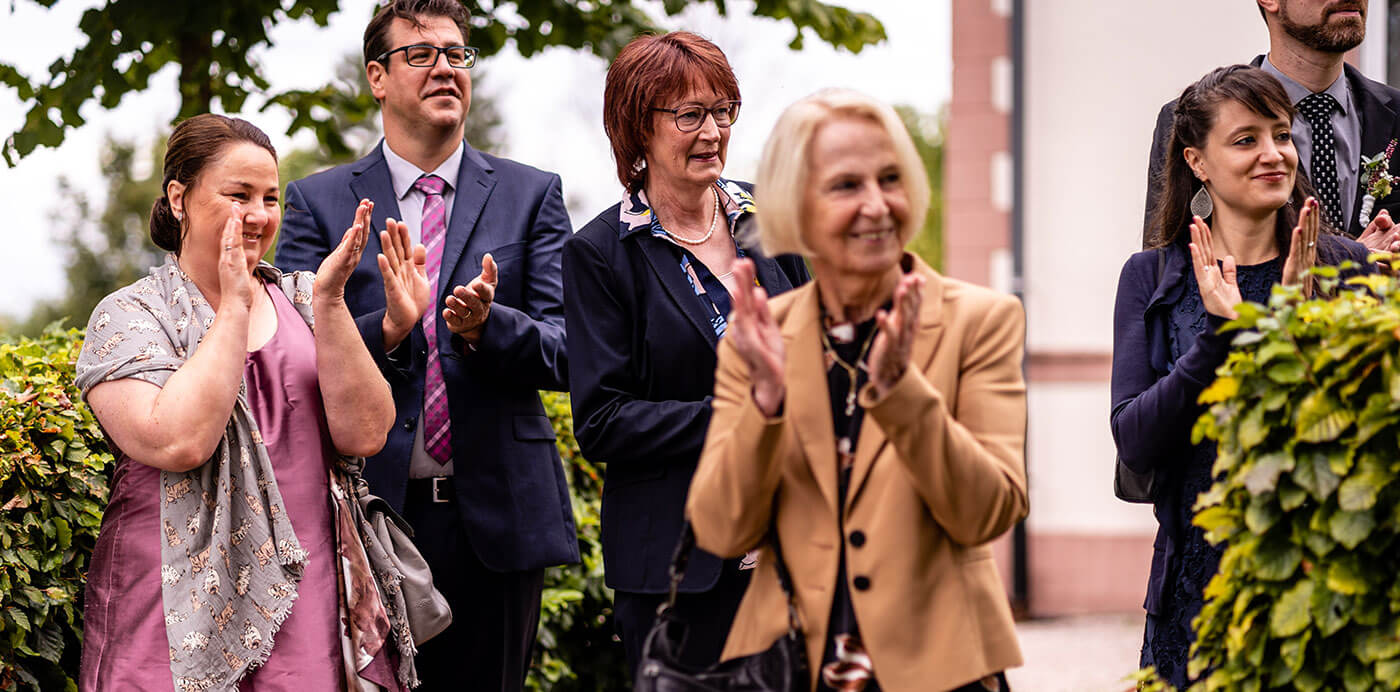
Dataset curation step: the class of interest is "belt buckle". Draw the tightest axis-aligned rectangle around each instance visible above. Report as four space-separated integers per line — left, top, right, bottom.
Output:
430 476 450 504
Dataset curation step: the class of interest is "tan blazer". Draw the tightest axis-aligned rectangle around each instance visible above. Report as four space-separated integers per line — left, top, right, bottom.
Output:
686 256 1028 692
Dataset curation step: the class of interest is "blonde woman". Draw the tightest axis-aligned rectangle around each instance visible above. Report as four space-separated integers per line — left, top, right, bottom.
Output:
687 89 1027 692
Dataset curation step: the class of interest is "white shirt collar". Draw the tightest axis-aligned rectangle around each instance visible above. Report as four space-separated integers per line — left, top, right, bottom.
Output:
382 139 465 200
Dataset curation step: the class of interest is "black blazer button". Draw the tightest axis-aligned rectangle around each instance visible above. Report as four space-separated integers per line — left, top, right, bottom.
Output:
403 416 417 431
853 576 871 591
849 530 866 548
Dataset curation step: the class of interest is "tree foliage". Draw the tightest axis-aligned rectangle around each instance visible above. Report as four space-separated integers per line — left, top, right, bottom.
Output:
1134 259 1400 690
1 0 886 165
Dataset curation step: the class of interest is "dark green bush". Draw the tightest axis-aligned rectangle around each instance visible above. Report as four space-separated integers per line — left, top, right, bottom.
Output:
1134 262 1400 691
0 327 114 692
0 329 625 691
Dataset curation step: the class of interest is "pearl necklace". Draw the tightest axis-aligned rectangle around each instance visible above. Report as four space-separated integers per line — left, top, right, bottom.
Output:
662 186 721 246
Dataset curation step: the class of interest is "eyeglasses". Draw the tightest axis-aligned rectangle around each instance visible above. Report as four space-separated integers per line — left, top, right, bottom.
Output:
651 101 742 132
376 44 478 69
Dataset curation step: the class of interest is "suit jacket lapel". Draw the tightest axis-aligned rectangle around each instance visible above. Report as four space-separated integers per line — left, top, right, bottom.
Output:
782 285 841 513
348 147 402 260
845 258 946 510
436 145 497 304
1347 65 1400 236
635 238 722 349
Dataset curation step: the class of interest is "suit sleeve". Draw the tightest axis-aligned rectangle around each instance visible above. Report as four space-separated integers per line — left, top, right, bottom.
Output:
686 334 785 559
857 294 1029 547
1109 255 1232 474
562 231 715 471
1143 101 1174 248
277 179 418 379
464 173 569 390
276 181 331 273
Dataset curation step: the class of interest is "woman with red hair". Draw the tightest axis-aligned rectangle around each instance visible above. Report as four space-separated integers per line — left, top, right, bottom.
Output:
561 31 808 679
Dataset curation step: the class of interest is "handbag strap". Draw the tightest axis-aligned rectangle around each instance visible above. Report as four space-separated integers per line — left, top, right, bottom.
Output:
666 518 799 624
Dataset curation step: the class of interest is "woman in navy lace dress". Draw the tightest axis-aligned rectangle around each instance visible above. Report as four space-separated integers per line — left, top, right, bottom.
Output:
1110 65 1369 688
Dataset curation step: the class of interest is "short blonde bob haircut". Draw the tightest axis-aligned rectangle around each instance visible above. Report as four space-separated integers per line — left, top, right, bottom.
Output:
753 88 930 258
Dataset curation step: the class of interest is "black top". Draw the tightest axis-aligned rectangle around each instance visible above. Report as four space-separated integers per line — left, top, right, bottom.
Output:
817 316 881 692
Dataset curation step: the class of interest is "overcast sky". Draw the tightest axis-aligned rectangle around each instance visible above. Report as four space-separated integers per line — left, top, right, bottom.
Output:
0 0 950 321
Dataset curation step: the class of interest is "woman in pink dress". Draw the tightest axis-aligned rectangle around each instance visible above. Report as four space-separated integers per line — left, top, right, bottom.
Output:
75 114 432 691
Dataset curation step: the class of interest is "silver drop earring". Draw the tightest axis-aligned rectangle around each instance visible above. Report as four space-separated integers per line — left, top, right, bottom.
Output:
1190 185 1214 218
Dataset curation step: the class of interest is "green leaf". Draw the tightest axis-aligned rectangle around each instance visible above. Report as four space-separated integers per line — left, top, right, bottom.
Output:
1337 454 1390 511
1269 579 1314 637
1244 453 1293 495
1328 509 1375 550
1266 358 1307 384
1245 492 1283 532
1252 537 1301 581
1293 450 1342 501
1327 555 1370 595
1295 390 1354 442
1376 658 1400 686
1353 625 1400 663
1343 656 1375 691
1280 629 1311 675
1239 403 1269 448
1310 588 1350 637
1278 481 1309 511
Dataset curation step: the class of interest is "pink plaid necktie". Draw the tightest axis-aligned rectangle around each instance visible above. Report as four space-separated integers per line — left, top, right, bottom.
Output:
415 174 452 463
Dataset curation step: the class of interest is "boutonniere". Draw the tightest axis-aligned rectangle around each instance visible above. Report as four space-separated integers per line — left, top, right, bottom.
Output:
1358 138 1397 226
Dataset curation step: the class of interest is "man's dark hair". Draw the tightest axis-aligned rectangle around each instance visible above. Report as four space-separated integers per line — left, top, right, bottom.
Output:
363 0 471 69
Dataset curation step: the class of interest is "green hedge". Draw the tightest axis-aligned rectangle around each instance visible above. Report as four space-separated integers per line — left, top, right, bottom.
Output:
0 327 112 692
1134 262 1400 691
0 328 625 690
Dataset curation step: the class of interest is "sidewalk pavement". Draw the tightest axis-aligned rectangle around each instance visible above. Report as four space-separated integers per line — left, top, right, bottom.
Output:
1005 613 1145 692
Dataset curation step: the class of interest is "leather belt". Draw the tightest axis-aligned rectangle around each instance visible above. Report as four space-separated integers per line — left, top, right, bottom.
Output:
408 476 454 504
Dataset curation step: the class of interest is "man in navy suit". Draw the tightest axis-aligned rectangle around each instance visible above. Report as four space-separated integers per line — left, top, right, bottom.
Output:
275 1 577 688
1143 0 1400 246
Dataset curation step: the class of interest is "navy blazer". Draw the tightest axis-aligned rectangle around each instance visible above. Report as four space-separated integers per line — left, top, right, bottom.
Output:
1144 58 1400 244
562 198 809 594
1110 235 1369 614
276 141 580 572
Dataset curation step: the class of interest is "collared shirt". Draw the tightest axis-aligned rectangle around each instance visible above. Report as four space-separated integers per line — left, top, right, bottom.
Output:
382 139 466 479
1262 56 1361 226
618 178 759 338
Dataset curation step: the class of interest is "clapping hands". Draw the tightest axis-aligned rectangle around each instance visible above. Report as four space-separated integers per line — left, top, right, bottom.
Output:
379 215 429 350
726 259 786 416
442 254 497 343
1187 215 1242 320
1282 197 1320 298
1358 208 1400 254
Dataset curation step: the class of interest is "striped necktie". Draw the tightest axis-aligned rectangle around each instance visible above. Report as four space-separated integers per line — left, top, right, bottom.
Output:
414 174 452 463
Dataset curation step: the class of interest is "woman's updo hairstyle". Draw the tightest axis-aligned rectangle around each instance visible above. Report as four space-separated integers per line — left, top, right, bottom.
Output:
150 114 277 253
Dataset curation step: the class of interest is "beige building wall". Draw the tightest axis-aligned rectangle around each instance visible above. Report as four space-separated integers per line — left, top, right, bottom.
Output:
1019 1 1268 614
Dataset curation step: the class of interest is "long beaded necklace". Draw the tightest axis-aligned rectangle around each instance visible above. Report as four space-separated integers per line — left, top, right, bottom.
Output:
820 320 879 418
661 185 721 246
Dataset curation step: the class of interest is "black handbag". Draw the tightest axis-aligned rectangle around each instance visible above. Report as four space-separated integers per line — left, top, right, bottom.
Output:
634 521 809 692
1114 248 1167 504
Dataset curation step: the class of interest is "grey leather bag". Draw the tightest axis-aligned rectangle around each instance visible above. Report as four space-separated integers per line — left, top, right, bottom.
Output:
356 480 454 644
